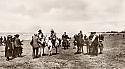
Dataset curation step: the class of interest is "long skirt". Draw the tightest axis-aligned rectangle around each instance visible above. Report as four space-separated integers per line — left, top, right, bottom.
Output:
92 45 98 56
5 49 12 57
14 47 23 57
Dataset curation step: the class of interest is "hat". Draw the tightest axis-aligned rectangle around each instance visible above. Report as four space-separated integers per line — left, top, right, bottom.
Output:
51 29 54 33
14 34 20 37
7 35 12 38
38 29 42 33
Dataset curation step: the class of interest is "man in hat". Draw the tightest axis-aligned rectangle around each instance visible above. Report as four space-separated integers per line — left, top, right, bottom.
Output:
14 34 23 57
38 29 44 41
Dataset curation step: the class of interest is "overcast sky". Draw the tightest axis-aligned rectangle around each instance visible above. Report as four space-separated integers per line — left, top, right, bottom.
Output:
0 0 125 34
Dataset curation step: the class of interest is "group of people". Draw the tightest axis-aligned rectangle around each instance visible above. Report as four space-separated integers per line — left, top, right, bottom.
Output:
4 29 104 60
74 31 104 56
30 29 73 59
30 29 62 59
5 34 23 61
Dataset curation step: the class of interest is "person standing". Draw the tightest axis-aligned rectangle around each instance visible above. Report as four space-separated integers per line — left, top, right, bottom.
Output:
12 36 16 58
77 30 84 53
14 34 23 57
99 34 104 54
89 32 94 55
5 35 13 61
90 32 99 56
0 36 3 46
84 35 89 54
30 34 41 58
3 36 6 46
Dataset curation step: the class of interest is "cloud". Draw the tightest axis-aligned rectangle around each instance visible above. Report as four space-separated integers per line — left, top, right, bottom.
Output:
0 0 125 33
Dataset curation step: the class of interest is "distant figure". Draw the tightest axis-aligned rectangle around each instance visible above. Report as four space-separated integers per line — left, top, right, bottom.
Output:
0 36 3 46
12 37 16 58
3 36 6 46
99 34 104 54
77 30 84 53
84 35 89 54
89 32 99 56
41 36 47 56
73 34 78 47
5 35 13 61
62 32 69 49
14 34 23 57
30 34 41 58
50 29 58 54
50 29 56 47
88 33 94 55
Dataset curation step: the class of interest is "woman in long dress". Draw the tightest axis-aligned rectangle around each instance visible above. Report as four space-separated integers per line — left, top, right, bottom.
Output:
5 35 13 61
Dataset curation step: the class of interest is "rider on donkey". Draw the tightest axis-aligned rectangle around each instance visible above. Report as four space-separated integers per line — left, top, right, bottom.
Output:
50 29 57 54
38 29 44 41
62 32 69 49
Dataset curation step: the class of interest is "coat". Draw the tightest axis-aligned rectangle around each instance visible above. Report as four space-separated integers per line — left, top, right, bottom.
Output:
77 33 84 47
62 34 69 41
91 35 99 47
50 33 56 41
5 39 13 57
15 38 23 48
31 36 41 48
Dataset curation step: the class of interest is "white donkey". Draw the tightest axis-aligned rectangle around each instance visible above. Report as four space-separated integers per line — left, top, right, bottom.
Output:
39 35 60 56
46 37 60 56
39 35 48 56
